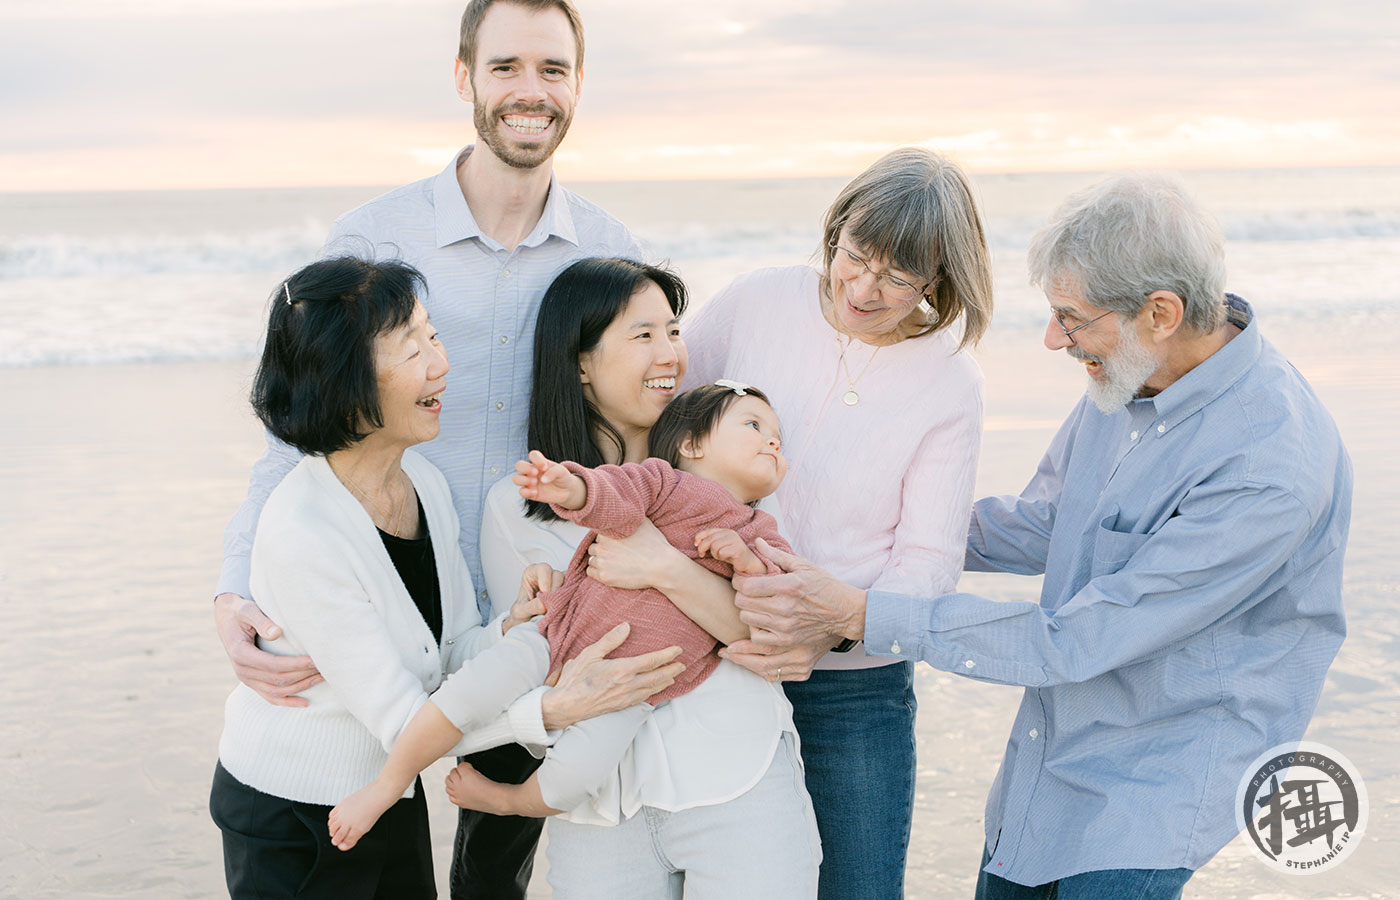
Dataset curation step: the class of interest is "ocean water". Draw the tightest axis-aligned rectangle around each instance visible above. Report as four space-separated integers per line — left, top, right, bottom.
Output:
3 166 1400 366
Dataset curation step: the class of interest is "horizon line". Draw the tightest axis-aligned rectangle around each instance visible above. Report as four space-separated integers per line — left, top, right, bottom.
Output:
7 161 1399 196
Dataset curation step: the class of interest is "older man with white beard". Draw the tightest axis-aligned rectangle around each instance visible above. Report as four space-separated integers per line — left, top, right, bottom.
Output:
728 173 1352 899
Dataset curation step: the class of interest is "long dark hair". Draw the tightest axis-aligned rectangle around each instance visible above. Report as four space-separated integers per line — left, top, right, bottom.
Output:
526 257 688 521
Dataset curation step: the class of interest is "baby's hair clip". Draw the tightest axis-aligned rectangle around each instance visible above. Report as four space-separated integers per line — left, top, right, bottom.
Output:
715 378 750 396
284 283 294 306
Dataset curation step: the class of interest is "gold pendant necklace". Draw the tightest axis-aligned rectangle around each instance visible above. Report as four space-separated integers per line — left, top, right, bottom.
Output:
836 333 881 406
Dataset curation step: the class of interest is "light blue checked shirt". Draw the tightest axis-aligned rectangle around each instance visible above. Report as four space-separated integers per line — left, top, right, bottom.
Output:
219 147 642 620
865 296 1351 885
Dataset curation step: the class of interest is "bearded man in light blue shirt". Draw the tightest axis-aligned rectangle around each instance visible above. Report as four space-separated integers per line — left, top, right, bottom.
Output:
732 172 1352 898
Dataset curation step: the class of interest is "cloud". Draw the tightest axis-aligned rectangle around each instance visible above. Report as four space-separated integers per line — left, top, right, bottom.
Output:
0 3 461 124
1 0 1397 188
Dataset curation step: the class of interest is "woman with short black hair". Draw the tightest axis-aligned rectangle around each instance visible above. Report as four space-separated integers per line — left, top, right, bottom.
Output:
210 257 679 900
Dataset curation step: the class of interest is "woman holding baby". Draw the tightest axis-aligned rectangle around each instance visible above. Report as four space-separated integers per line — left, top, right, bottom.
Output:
476 146 992 899
212 147 991 900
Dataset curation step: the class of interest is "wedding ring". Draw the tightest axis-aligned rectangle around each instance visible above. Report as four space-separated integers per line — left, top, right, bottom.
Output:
776 666 783 682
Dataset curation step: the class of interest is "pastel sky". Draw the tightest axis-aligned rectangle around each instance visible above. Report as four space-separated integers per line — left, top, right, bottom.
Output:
2 0 1397 190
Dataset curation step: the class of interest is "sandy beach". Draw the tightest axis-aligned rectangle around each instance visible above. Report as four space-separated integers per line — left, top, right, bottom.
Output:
0 317 1393 899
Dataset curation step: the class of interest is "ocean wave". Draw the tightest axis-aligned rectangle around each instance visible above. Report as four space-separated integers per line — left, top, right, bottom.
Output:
7 298 1395 369
986 210 1400 251
7 209 1400 281
0 228 326 280
0 341 262 368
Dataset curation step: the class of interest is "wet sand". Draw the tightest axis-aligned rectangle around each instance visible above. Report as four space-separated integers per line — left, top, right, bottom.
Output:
0 324 1394 898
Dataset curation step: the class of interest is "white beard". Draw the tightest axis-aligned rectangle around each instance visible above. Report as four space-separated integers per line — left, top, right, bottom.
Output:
1080 320 1161 414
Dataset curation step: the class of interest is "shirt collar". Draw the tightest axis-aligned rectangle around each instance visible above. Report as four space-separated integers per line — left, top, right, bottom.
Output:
432 145 578 251
1144 293 1260 432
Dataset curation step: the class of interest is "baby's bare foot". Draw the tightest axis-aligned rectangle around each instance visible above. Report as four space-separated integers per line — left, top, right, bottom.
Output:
328 781 399 851
444 761 504 812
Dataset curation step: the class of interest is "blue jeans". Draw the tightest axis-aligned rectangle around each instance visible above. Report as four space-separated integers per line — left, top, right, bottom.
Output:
784 661 916 900
974 845 1193 900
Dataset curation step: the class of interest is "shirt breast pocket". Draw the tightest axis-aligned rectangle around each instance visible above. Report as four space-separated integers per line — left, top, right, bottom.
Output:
1090 510 1151 579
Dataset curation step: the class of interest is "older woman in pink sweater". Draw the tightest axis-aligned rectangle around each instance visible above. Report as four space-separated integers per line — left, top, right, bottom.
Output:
599 148 993 899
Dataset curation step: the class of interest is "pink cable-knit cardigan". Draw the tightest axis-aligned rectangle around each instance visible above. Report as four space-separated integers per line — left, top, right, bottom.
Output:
539 458 789 704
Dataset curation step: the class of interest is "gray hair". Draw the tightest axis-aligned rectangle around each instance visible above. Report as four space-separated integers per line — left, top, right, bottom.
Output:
1028 172 1227 333
819 147 994 349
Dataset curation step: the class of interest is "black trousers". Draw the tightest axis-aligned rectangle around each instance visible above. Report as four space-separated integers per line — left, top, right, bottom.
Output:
449 743 545 900
211 762 435 900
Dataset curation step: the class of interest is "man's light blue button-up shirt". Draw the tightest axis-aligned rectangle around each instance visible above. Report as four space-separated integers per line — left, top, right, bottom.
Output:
865 296 1351 885
219 147 643 620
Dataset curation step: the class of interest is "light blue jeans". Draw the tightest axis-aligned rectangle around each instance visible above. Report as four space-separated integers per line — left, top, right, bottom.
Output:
544 733 820 899
974 845 1193 900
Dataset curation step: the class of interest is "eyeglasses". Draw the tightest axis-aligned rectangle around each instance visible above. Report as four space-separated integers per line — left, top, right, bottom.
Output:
829 239 930 303
1052 308 1115 344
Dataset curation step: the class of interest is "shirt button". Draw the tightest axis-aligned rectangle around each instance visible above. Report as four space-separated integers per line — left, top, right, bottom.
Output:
1157 424 1166 433
1029 728 1039 739
499 335 509 344
490 465 500 475
964 659 976 669
502 268 511 278
495 401 505 410
1130 430 1139 441
890 641 901 654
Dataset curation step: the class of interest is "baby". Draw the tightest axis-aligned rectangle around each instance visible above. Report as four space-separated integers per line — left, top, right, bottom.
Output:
328 382 790 848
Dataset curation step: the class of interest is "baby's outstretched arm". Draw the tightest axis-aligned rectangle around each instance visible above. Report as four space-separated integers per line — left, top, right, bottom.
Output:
514 450 586 510
695 528 767 576
444 761 565 818
328 701 463 850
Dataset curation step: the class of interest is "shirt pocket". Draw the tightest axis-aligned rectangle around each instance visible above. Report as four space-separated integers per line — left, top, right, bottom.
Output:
1090 509 1151 579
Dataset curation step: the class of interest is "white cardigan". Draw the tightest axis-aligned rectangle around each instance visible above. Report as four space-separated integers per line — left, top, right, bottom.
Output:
218 450 542 805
